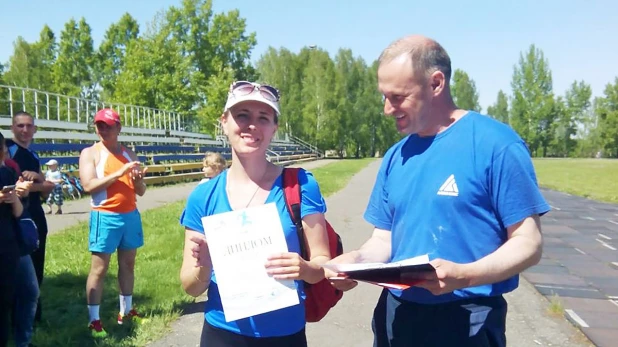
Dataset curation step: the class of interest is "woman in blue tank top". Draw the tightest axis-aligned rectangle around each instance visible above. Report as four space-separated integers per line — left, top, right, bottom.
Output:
179 81 331 347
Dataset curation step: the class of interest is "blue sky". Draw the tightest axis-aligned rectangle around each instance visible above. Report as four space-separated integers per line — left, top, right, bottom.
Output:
1 0 617 110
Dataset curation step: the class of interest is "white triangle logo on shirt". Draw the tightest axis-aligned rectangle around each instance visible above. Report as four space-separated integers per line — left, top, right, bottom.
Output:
437 174 459 197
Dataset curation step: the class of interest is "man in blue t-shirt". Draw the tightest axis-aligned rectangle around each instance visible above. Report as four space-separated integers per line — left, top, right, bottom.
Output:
328 35 550 347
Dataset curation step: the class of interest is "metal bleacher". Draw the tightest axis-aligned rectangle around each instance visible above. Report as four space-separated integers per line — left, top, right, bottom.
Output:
0 85 321 187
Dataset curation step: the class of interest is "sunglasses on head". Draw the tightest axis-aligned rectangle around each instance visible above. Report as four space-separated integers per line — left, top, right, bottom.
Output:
230 81 280 102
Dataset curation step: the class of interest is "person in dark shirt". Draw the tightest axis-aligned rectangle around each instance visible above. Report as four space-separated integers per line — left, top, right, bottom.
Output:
7 111 54 322
0 131 24 347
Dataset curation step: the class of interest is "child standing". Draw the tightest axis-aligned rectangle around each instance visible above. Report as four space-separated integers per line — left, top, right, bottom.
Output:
44 159 63 214
200 152 226 185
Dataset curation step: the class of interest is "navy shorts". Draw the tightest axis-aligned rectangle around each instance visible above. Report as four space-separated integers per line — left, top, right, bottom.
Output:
372 289 507 347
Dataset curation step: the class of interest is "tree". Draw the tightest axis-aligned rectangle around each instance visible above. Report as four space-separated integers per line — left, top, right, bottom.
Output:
256 47 304 137
53 18 95 99
486 90 509 124
510 44 555 156
595 78 618 158
96 13 139 99
300 47 337 149
34 25 57 91
114 11 194 128
2 37 33 88
3 26 56 92
451 69 481 112
552 81 591 157
331 48 358 157
163 0 258 131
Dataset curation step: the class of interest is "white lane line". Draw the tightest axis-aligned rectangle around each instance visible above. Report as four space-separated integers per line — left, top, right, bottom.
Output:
611 262 618 268
595 239 617 251
582 216 595 220
598 233 612 240
574 248 586 255
535 284 599 292
565 309 589 328
589 206 597 211
608 220 618 225
610 300 618 308
609 296 618 300
550 205 562 211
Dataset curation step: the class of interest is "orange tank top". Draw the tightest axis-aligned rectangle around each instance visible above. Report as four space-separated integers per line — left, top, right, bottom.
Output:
90 142 136 213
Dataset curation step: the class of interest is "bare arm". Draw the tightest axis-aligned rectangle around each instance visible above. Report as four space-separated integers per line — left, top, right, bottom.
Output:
299 213 331 284
11 193 23 217
79 147 138 194
127 149 147 197
0 190 24 218
180 229 212 297
465 215 542 286
333 228 392 265
325 228 392 291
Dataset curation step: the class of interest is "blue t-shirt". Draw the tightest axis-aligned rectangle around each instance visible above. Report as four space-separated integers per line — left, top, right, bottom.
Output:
180 169 327 337
364 112 550 304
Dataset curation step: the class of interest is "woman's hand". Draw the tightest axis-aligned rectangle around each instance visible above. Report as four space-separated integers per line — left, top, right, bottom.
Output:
0 189 17 204
181 229 212 297
265 252 321 282
188 233 210 267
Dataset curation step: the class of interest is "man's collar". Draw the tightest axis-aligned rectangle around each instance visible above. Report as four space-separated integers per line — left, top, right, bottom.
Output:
10 138 31 149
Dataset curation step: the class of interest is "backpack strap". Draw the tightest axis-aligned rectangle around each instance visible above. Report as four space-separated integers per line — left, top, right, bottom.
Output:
282 167 309 261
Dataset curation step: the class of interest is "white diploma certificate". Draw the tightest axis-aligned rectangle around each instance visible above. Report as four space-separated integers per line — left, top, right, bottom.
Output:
201 203 300 322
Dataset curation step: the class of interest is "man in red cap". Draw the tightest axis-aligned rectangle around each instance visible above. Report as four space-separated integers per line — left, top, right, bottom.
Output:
79 108 149 338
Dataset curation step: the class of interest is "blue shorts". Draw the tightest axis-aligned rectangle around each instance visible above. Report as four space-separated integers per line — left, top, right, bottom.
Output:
88 209 144 253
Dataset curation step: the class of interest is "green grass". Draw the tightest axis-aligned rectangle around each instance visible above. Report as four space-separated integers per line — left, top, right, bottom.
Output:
533 158 618 203
547 293 565 316
33 158 375 346
33 201 188 347
311 158 376 197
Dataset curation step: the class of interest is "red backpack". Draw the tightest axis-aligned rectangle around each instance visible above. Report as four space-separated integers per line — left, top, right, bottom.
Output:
282 167 344 322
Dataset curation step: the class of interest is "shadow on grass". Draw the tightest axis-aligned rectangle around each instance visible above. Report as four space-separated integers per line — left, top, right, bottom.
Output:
33 271 155 347
178 299 205 316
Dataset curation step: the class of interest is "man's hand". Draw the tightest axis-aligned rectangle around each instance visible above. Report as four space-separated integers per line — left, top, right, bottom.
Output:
22 170 41 182
15 177 33 198
324 253 359 292
120 161 140 177
130 165 148 182
412 259 471 295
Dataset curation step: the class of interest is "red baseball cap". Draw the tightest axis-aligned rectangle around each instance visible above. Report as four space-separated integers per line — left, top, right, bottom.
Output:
94 108 121 125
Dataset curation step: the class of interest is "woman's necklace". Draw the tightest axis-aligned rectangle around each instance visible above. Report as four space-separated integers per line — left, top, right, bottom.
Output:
241 167 269 208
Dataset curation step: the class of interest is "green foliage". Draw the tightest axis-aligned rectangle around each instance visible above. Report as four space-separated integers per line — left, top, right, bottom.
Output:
53 18 96 98
595 78 618 158
1 5 616 158
510 44 555 156
487 90 509 124
451 69 481 112
96 13 140 99
256 47 400 157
